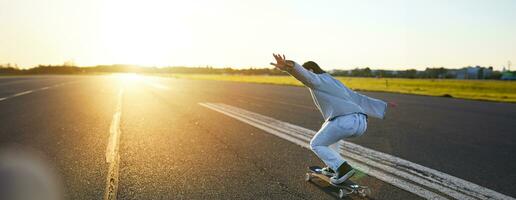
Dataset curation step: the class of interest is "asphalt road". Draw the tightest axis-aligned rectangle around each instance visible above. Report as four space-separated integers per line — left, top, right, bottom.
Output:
0 75 515 200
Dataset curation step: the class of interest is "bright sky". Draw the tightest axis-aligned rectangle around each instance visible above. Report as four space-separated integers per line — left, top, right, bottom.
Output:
0 0 515 70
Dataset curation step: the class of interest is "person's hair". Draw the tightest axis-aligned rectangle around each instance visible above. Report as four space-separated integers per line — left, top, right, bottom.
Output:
302 61 325 74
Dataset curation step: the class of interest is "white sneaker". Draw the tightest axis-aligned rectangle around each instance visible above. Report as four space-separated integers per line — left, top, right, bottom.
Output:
330 162 355 185
330 169 355 185
321 166 335 176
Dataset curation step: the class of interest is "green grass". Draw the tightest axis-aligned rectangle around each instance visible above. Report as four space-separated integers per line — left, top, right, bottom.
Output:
165 74 516 103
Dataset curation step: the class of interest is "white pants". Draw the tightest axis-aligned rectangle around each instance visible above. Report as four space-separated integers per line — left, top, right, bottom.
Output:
310 113 367 170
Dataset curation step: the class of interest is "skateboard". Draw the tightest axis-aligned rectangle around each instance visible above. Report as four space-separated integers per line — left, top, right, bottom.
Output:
306 166 371 199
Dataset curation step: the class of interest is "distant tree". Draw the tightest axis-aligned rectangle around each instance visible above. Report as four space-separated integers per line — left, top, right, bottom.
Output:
400 69 417 78
423 67 448 78
351 67 373 77
331 69 351 76
489 71 502 79
374 70 396 78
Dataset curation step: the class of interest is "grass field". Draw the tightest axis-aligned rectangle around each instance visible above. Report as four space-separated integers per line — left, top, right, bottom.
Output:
166 74 516 103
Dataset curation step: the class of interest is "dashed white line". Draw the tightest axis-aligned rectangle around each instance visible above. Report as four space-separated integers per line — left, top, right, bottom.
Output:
104 89 124 200
12 90 34 97
199 102 515 200
0 82 71 102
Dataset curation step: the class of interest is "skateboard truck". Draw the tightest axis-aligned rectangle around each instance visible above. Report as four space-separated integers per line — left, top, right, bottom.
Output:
306 166 371 199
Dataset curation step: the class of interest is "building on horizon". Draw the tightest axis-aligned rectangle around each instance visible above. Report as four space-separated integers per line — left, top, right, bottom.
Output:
454 66 493 79
501 71 516 80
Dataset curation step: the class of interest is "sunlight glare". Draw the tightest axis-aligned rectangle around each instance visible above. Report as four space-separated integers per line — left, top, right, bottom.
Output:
100 0 193 66
112 73 143 87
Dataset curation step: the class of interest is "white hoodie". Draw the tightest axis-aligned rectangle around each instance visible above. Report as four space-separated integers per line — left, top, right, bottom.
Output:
286 62 387 121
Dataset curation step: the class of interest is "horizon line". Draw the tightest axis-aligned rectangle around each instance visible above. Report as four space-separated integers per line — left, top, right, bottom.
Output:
1 63 509 71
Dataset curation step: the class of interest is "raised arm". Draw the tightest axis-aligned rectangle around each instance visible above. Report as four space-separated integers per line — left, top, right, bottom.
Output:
270 53 321 88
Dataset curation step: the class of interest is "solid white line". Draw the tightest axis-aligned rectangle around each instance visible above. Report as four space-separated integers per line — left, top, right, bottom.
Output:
211 102 510 199
200 102 515 200
199 103 446 199
340 142 507 200
210 103 316 146
105 112 122 163
104 89 124 200
224 103 506 200
345 157 447 200
215 102 515 200
343 147 474 199
211 103 469 198
203 103 310 147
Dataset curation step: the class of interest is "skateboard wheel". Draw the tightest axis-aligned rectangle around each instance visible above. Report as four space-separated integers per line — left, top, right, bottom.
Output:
359 188 371 197
305 173 312 182
338 189 347 199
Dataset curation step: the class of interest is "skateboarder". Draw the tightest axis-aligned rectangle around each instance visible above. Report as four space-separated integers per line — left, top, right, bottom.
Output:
270 54 394 185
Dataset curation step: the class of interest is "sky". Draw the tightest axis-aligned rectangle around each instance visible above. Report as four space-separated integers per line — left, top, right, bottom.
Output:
0 0 515 70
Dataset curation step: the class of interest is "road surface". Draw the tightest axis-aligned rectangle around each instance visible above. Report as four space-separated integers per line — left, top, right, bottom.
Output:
0 75 515 200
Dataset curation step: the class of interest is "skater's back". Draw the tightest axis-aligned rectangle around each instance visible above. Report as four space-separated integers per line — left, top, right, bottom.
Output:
284 60 387 121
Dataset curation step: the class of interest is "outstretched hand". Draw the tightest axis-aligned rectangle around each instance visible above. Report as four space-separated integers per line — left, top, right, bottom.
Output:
270 53 293 70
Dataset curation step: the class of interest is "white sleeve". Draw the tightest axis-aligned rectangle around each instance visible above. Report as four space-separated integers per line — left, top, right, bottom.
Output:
349 90 388 119
286 62 321 88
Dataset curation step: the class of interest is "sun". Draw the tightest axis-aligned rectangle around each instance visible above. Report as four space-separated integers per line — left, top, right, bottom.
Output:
100 0 192 66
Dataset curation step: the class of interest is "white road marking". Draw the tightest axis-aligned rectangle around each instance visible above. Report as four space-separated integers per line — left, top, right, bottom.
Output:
200 103 445 199
213 102 493 199
104 89 124 200
199 102 515 200
105 90 123 163
12 90 33 97
0 82 71 102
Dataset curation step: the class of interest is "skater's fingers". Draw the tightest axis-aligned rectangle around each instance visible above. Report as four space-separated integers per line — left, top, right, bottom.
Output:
273 54 281 62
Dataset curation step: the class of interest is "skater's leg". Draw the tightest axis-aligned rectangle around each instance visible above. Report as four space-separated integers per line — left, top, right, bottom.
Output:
320 138 342 176
329 114 368 184
309 118 355 171
329 141 341 154
310 114 367 170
